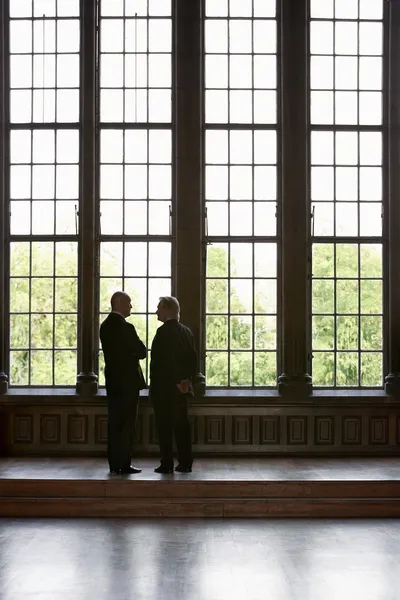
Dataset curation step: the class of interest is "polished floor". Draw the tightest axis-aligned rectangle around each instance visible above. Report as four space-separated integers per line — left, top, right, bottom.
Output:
1 518 400 600
2 456 400 480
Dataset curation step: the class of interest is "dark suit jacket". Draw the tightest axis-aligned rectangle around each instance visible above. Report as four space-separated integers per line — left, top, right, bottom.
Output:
150 319 197 394
100 312 147 395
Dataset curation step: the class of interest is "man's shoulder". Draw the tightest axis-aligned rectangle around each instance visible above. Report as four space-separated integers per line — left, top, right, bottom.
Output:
100 313 126 331
100 314 111 330
178 322 193 336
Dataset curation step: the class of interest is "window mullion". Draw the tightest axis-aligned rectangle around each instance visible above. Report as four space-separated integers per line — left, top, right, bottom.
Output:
278 0 312 396
76 0 98 394
175 0 204 384
384 0 400 394
0 0 10 394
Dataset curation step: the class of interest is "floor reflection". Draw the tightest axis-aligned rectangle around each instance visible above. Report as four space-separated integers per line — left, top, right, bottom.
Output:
1 519 400 600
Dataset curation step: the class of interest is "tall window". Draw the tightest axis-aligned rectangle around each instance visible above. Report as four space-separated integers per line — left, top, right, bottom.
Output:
8 0 80 385
310 0 384 387
98 0 173 383
204 0 278 387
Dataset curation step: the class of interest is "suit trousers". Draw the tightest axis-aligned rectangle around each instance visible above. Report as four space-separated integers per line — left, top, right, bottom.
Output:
151 388 192 468
107 392 139 470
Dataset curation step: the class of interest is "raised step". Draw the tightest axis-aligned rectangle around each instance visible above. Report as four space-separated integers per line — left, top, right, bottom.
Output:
1 479 400 518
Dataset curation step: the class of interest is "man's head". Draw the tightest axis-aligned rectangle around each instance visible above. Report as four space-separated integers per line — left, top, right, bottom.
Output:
110 291 132 318
156 296 180 323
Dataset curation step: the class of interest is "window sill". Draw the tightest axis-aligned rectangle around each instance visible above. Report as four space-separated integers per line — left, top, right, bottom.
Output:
0 387 399 407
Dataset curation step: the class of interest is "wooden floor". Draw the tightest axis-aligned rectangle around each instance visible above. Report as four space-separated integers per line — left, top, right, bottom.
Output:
1 518 400 600
3 456 400 480
1 457 400 518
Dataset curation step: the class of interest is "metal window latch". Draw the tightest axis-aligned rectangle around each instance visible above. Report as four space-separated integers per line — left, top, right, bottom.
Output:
311 204 315 237
74 204 79 235
169 204 172 236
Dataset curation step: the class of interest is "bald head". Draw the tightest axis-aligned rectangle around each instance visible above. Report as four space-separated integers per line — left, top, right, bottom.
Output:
110 291 132 318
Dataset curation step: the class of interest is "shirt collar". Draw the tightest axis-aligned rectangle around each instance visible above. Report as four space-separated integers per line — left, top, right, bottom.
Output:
111 310 126 319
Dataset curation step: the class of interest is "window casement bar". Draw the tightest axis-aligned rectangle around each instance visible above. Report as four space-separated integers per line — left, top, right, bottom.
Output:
8 235 79 242
311 236 386 244
205 123 278 131
310 124 384 132
99 234 174 242
309 18 384 23
205 236 279 244
99 122 173 129
10 123 80 130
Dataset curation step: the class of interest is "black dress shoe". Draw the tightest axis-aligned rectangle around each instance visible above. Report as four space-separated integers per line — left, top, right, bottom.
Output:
154 464 174 474
175 464 192 473
109 468 121 475
121 466 142 474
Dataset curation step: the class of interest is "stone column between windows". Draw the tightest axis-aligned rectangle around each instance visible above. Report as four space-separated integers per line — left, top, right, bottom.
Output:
174 0 205 394
76 0 98 395
0 0 9 394
385 1 400 395
277 0 312 396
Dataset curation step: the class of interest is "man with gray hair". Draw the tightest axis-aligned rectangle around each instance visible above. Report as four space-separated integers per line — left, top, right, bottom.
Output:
150 296 197 474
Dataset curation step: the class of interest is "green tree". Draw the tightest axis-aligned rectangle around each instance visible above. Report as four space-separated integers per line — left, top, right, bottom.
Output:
206 244 276 386
312 243 383 387
9 241 78 385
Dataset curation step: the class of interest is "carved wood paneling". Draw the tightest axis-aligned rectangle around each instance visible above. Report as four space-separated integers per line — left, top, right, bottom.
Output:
260 417 280 445
67 415 88 444
369 417 388 445
232 417 252 444
342 417 362 445
95 415 108 445
3 398 400 456
40 415 61 444
287 417 307 445
13 415 33 444
315 417 334 446
205 417 225 445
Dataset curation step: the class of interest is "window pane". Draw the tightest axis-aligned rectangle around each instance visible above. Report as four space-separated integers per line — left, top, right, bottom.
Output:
205 0 279 388
310 0 384 389
8 242 78 386
206 242 278 387
8 0 80 392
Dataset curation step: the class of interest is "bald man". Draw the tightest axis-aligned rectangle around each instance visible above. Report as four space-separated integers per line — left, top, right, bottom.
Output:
100 291 147 475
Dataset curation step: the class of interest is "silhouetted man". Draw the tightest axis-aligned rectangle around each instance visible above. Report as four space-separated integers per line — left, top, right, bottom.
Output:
150 296 197 474
100 291 146 475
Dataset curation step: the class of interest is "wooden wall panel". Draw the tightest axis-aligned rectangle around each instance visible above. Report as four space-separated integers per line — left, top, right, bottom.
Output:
287 417 307 445
95 415 107 445
40 415 61 444
232 417 252 444
13 415 33 444
2 395 400 456
315 417 334 446
260 417 280 445
342 417 362 445
67 415 88 444
369 417 388 445
205 417 225 445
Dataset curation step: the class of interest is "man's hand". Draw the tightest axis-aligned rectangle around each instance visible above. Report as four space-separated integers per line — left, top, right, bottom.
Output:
176 379 191 394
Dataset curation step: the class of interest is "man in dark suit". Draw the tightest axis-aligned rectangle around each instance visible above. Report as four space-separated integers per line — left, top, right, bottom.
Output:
100 291 147 475
150 296 197 474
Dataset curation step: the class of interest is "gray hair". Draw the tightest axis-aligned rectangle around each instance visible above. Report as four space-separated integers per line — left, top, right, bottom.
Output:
159 296 180 318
